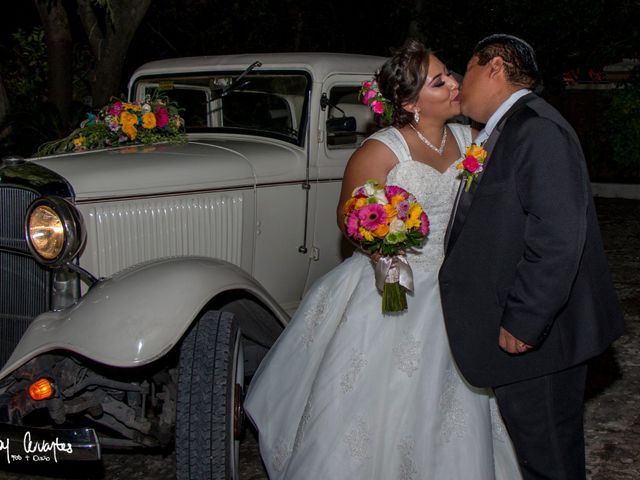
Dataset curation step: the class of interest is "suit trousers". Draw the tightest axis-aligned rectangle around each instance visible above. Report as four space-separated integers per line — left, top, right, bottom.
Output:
493 363 588 480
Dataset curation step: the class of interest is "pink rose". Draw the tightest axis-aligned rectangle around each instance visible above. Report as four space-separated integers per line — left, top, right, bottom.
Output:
362 81 372 90
371 101 384 114
108 101 124 117
462 155 480 173
363 89 377 104
155 106 169 128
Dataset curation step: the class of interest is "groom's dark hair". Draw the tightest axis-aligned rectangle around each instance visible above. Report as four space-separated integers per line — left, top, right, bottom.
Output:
473 34 541 90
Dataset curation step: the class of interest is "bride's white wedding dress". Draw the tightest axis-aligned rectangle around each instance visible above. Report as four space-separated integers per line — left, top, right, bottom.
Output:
244 124 522 479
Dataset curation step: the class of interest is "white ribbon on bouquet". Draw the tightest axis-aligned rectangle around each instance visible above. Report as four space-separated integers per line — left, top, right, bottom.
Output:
374 255 414 294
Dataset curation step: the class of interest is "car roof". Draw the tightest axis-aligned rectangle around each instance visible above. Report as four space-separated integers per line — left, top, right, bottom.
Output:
127 52 388 89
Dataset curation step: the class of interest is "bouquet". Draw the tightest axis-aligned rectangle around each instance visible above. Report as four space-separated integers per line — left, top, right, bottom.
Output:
36 95 186 156
456 143 488 192
342 179 429 313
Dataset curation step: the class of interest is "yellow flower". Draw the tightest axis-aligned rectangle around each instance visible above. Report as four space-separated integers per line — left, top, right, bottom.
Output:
342 197 356 215
390 194 405 207
456 162 465 170
123 102 141 112
142 112 157 129
383 203 397 219
359 227 374 242
355 197 367 209
120 111 139 126
409 203 422 218
72 136 86 146
466 143 487 161
122 123 138 140
405 203 423 229
373 223 389 238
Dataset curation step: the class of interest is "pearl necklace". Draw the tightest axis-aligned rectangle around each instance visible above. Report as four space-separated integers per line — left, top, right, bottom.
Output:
409 124 447 155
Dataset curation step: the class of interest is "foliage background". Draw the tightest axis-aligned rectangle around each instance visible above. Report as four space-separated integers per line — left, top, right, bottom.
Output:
0 0 638 181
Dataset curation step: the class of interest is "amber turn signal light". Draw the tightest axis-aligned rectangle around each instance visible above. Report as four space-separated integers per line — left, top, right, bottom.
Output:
28 378 54 401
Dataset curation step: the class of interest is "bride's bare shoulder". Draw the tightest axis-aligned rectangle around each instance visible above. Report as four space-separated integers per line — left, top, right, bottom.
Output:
349 135 398 169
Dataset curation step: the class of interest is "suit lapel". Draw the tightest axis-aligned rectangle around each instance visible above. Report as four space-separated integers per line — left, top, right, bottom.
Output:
444 93 536 256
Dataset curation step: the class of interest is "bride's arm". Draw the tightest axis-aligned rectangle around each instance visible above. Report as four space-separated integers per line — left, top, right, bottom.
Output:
336 139 398 235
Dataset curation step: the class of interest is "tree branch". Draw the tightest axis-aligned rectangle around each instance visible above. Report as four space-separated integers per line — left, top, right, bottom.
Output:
76 0 105 59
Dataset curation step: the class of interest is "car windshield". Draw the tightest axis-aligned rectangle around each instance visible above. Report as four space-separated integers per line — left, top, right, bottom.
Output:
131 72 309 145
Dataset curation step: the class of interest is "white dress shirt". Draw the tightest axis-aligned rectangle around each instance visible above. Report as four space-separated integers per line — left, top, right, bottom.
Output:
474 89 531 145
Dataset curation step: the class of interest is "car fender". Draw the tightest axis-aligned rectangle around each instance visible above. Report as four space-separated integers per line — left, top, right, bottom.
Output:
0 257 288 380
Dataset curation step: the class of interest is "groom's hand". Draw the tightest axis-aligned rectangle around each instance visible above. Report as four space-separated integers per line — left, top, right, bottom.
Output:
499 327 533 354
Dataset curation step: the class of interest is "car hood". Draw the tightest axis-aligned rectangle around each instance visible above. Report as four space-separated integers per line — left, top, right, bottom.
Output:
30 137 304 201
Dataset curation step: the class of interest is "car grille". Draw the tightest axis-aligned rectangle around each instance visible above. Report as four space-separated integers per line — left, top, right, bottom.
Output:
0 186 50 367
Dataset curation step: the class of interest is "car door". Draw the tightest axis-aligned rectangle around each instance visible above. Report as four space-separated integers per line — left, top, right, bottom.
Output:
304 74 379 293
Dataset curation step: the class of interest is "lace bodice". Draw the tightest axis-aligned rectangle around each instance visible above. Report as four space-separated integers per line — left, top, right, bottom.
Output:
364 124 471 267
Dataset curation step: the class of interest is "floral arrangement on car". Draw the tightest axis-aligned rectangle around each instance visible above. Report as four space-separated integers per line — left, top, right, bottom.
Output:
359 80 394 124
456 143 488 192
36 95 186 156
342 179 429 314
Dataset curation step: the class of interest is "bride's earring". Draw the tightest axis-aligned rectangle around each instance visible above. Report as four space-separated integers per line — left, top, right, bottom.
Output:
414 110 420 124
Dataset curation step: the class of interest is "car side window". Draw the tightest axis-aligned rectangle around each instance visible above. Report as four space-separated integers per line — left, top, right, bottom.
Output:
326 86 379 150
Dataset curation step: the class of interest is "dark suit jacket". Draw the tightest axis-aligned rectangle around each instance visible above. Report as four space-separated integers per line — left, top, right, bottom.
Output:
439 93 624 388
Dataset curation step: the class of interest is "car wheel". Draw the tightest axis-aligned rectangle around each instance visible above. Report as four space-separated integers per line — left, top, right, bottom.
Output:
176 310 244 480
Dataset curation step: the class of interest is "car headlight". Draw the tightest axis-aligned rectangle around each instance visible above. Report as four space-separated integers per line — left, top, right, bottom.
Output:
25 196 85 266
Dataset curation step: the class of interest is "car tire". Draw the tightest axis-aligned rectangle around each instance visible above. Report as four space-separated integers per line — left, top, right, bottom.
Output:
176 310 244 480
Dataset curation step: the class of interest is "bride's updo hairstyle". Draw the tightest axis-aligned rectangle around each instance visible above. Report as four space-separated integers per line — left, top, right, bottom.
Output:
375 39 432 127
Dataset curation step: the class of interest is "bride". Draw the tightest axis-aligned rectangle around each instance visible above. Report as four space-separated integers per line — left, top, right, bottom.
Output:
244 39 522 479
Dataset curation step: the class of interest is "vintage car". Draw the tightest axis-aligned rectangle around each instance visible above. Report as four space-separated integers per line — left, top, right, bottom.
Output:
0 52 384 478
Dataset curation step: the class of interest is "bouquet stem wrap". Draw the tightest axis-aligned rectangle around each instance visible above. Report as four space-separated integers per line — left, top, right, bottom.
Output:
374 255 414 313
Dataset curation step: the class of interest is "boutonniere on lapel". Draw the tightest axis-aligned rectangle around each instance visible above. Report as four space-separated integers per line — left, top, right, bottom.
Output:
456 143 488 192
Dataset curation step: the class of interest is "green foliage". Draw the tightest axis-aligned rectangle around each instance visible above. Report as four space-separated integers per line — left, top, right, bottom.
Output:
0 99 89 158
3 28 48 99
605 83 640 174
0 25 95 157
361 230 425 257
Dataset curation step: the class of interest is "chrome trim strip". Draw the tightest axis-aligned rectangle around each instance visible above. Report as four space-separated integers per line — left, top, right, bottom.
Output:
74 178 343 204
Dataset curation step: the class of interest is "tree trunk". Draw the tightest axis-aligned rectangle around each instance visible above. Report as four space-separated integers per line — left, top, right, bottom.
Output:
408 0 426 43
35 0 73 127
77 0 152 107
0 72 10 140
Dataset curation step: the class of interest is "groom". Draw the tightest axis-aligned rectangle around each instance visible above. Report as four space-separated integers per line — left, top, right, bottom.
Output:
439 34 624 479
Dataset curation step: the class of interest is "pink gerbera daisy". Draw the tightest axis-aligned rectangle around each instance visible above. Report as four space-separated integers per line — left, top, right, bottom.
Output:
384 185 406 198
358 204 387 231
346 212 362 240
419 212 430 236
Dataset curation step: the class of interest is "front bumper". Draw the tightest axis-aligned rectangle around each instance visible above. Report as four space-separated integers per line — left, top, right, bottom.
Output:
0 423 100 464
